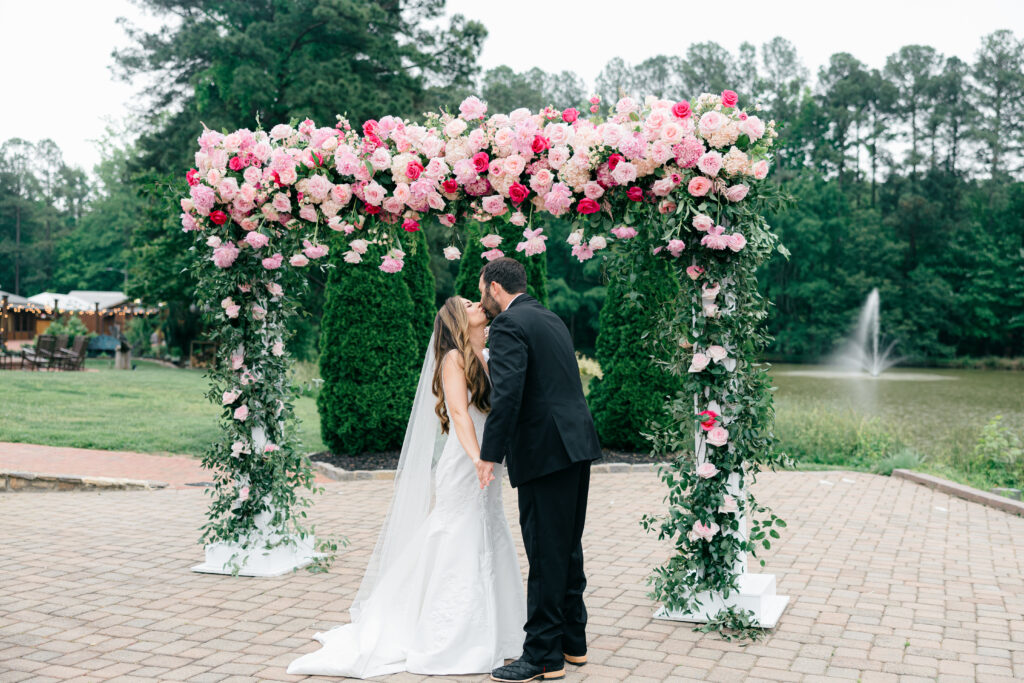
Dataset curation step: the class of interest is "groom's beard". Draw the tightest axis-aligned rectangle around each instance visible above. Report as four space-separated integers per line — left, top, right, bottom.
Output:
481 293 500 319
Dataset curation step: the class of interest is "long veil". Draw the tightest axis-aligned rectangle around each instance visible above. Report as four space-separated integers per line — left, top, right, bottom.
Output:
350 332 444 620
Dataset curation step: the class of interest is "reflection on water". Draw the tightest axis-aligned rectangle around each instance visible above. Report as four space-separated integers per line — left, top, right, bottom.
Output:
769 364 1024 459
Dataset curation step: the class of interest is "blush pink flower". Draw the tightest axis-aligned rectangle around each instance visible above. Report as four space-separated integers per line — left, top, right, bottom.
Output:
689 520 720 542
244 231 269 249
459 96 488 120
233 404 249 421
272 341 285 357
571 243 595 262
706 426 729 447
697 151 724 177
302 240 329 259
443 246 461 260
516 228 548 257
480 234 503 249
482 195 507 216
222 389 240 405
686 265 705 280
261 253 284 270
693 214 714 231
481 248 505 261
728 232 747 252
688 353 710 373
212 242 240 269
510 211 527 226
667 239 686 257
724 184 749 202
611 226 637 240
696 462 719 478
380 253 405 273
707 345 728 362
752 159 770 180
289 254 310 267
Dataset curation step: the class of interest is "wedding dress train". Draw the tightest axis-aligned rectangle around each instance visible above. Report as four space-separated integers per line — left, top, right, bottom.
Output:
287 399 525 678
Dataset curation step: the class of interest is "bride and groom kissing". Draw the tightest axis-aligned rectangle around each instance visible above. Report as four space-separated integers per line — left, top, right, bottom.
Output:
288 257 603 681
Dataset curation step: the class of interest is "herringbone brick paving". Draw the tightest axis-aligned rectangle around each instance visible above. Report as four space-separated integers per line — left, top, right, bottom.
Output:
1 470 1022 681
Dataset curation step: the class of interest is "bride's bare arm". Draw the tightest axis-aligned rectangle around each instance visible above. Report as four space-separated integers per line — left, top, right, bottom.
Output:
441 350 482 463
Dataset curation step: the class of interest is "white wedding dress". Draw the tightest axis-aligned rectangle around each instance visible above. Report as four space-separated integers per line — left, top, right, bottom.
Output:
288 379 526 678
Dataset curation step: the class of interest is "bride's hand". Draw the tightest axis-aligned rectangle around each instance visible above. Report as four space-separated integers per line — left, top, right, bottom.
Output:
475 459 495 489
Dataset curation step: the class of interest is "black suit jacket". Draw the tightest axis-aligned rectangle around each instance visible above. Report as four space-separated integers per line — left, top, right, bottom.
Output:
480 295 602 487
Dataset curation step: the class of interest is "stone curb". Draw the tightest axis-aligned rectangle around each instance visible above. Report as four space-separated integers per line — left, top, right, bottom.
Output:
312 460 659 482
0 470 169 492
893 469 1024 517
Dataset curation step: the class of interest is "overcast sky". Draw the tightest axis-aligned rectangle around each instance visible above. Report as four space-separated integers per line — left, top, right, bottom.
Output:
2 0 1021 173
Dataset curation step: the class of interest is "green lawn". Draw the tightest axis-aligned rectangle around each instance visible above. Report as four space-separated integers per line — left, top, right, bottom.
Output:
0 359 325 455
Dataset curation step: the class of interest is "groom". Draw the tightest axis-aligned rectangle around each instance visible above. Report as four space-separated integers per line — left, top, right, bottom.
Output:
477 258 602 683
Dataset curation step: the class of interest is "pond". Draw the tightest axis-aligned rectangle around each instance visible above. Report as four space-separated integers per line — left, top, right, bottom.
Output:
769 364 1024 461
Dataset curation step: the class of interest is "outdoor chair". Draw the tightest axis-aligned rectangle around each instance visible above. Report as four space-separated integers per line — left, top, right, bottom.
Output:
57 336 89 371
54 335 70 355
21 335 57 371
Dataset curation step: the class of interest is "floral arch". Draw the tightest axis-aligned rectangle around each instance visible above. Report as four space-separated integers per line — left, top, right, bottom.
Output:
181 90 790 631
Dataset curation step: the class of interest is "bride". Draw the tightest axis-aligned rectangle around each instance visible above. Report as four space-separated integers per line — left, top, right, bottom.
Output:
288 297 526 678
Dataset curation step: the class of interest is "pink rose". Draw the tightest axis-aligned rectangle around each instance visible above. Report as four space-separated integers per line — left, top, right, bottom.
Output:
289 254 309 267
696 462 719 478
697 151 723 177
667 239 685 257
571 243 595 262
752 159 770 179
510 211 527 226
562 108 579 123
739 115 766 141
721 90 739 108
724 184 749 202
688 177 712 197
611 226 637 240
686 265 705 280
350 239 368 255
380 254 405 273
222 389 240 405
689 520 720 542
693 214 714 231
251 304 266 321
224 304 240 319
698 111 725 137
583 182 605 200
272 193 292 213
707 345 728 362
272 341 285 357
672 101 691 119
233 405 249 421
706 426 729 447
728 232 747 252
481 248 505 262
480 234 503 249
589 235 607 251
267 282 284 297
231 352 244 371
688 353 710 373
719 495 739 514
443 246 461 260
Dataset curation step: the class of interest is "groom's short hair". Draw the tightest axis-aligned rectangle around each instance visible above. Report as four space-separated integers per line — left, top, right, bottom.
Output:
481 258 527 294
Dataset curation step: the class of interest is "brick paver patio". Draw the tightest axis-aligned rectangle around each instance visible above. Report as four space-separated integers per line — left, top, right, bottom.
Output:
2 470 1023 682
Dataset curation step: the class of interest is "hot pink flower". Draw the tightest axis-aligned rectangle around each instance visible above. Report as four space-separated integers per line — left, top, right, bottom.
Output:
562 108 580 123
721 90 739 107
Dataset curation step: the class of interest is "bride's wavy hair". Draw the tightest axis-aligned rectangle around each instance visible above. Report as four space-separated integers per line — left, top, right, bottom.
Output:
432 297 490 434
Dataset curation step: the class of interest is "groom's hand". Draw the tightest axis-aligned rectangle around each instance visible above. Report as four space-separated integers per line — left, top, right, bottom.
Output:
475 459 495 489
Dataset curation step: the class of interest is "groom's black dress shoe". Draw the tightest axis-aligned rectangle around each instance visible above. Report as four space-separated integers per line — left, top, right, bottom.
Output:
490 659 565 681
563 652 587 666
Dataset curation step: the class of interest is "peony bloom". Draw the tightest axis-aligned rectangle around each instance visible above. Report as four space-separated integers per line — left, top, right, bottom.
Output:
350 238 369 254
233 404 249 421
459 96 488 120
696 462 719 478
481 248 505 262
688 353 710 373
697 151 724 177
686 265 705 280
251 304 266 321
482 195 507 216
510 211 527 226
611 226 637 240
289 254 310 267
267 282 284 297
380 252 405 273
212 242 240 269
343 251 362 264
739 115 766 141
516 228 548 257
724 184 749 202
222 389 240 405
566 229 583 246
728 232 747 252
688 177 713 197
667 239 686 257
707 345 728 362
262 253 284 270
589 235 608 251
244 231 269 249
443 246 462 261
480 233 503 249
571 243 595 262
752 159 770 180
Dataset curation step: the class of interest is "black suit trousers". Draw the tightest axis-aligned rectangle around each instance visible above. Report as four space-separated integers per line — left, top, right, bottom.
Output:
517 460 591 668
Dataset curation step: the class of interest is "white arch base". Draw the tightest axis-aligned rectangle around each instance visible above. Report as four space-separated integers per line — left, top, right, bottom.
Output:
653 573 790 628
191 534 318 577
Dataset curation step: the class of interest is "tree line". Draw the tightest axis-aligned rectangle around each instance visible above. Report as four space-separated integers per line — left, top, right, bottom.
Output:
2 0 1021 364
